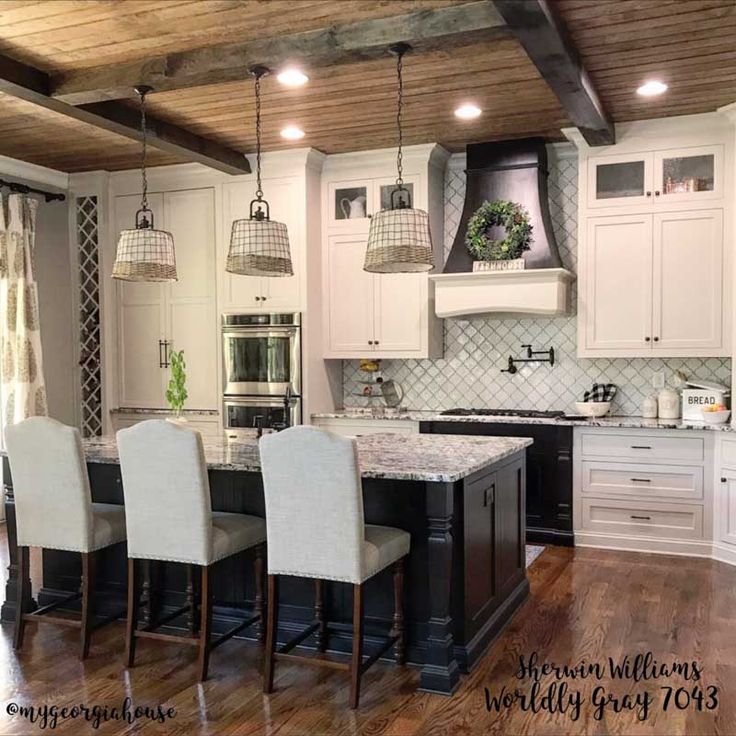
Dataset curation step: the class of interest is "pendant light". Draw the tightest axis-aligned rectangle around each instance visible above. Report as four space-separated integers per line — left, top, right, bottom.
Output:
226 66 293 277
112 86 177 282
364 43 434 273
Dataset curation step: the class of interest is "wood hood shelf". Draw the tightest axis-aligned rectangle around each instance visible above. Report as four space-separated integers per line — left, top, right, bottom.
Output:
429 268 575 318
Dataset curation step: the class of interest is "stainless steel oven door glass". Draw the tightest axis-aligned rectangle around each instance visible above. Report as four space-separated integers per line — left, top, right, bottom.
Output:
223 395 301 434
222 314 301 397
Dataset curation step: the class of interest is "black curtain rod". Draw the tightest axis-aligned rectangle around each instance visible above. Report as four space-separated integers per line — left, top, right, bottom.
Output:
0 178 65 203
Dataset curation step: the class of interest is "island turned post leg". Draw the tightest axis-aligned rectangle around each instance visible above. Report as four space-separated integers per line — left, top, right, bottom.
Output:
1 481 37 622
420 481 460 695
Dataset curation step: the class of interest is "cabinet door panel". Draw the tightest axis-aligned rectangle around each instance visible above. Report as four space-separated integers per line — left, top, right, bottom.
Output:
114 193 166 407
655 145 723 203
587 153 653 208
720 472 736 546
325 233 374 355
495 459 525 595
652 209 722 350
373 273 424 353
261 178 302 311
164 189 217 409
585 215 653 350
222 181 264 310
464 470 496 627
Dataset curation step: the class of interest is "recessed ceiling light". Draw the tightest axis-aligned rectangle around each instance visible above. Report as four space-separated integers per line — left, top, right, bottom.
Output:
281 125 305 140
637 80 668 97
276 68 309 87
454 103 482 120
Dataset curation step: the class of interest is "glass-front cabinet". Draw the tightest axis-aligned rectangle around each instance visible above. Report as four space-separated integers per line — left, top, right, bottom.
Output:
588 145 723 208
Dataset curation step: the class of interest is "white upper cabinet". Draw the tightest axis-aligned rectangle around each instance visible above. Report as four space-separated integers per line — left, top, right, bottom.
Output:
587 145 723 210
573 116 732 359
321 145 447 359
583 215 653 352
221 177 304 313
115 188 218 409
652 209 723 351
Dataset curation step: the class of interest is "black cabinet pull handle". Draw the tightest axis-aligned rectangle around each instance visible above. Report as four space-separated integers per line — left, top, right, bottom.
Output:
483 488 487 507
630 478 651 483
631 445 652 449
644 336 651 342
654 191 661 196
646 191 652 197
158 339 165 368
653 336 659 342
162 340 170 368
721 477 727 483
630 515 652 520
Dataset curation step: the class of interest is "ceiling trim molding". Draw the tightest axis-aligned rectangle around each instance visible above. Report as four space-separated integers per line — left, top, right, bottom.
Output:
0 152 69 190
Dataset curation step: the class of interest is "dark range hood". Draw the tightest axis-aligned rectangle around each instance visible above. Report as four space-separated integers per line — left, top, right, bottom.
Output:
430 138 574 319
445 137 563 272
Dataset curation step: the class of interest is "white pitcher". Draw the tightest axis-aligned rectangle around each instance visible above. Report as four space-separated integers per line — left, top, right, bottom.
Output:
340 195 366 219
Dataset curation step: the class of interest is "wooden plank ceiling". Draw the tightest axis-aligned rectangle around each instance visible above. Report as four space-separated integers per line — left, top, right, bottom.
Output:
0 0 733 173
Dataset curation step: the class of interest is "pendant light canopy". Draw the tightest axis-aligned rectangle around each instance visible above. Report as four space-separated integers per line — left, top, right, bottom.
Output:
227 66 293 277
364 43 434 274
112 86 177 282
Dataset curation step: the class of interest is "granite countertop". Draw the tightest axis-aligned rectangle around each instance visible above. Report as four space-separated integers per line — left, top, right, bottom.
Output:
110 407 219 416
78 432 532 483
312 409 734 432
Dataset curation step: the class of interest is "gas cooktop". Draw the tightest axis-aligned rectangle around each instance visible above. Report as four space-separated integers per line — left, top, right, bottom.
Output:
439 408 565 419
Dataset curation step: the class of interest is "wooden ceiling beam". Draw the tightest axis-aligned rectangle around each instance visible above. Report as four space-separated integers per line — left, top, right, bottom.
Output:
0 54 250 174
49 2 509 105
491 0 615 146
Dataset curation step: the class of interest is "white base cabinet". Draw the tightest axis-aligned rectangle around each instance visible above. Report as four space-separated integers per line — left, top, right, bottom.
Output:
573 427 715 558
311 416 419 436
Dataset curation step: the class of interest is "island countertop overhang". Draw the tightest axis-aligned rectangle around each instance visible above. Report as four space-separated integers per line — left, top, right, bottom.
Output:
69 432 533 484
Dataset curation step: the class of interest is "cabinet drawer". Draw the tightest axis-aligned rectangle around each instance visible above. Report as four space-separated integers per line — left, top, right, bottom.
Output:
580 433 704 463
581 461 703 501
581 498 703 540
312 418 419 437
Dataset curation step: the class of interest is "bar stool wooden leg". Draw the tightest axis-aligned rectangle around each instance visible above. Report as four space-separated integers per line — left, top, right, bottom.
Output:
80 551 96 660
314 579 327 651
263 574 278 693
349 583 364 710
392 558 406 665
13 545 29 651
197 565 213 682
254 544 265 643
124 559 139 668
186 564 197 636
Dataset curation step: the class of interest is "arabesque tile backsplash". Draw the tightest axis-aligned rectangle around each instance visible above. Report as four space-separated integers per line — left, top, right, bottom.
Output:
343 149 731 415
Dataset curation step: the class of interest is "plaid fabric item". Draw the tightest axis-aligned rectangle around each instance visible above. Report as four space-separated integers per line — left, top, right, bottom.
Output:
583 383 617 402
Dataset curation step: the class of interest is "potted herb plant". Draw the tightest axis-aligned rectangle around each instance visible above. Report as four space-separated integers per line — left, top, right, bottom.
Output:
165 349 188 421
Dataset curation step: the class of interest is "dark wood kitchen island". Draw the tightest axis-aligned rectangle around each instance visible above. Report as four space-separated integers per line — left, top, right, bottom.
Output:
1 432 531 695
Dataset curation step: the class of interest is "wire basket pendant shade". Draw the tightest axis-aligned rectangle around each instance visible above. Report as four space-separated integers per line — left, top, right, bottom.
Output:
226 66 293 278
364 43 434 274
112 221 177 282
112 86 177 283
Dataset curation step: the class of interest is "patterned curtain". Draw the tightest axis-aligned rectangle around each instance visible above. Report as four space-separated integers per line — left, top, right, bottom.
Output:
0 193 48 426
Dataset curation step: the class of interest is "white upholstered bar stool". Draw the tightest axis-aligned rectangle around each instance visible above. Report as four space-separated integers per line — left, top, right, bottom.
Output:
117 420 267 681
259 425 410 709
4 416 127 659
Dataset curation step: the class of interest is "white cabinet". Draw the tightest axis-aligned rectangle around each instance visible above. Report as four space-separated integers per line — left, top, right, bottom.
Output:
115 188 218 410
321 145 447 359
324 232 427 355
221 177 303 312
580 209 725 356
587 145 723 209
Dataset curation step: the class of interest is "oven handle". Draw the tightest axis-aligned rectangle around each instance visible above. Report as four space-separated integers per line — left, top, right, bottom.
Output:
222 328 298 340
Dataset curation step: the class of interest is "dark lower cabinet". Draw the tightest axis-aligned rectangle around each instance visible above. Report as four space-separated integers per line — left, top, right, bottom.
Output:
454 451 528 669
423 421 573 546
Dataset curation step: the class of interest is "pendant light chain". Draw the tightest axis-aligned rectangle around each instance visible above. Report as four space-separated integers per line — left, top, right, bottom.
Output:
395 50 404 188
254 72 263 200
139 88 149 212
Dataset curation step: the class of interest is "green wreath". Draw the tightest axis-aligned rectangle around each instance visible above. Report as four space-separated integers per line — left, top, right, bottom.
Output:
465 200 533 261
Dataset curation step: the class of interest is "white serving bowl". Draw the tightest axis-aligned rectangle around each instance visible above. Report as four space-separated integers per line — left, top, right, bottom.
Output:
574 401 611 418
702 408 731 425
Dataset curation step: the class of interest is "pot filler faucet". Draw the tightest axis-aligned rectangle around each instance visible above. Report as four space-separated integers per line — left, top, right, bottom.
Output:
501 344 555 375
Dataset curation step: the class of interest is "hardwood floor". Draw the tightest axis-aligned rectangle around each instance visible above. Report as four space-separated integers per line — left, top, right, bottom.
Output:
1 522 735 735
